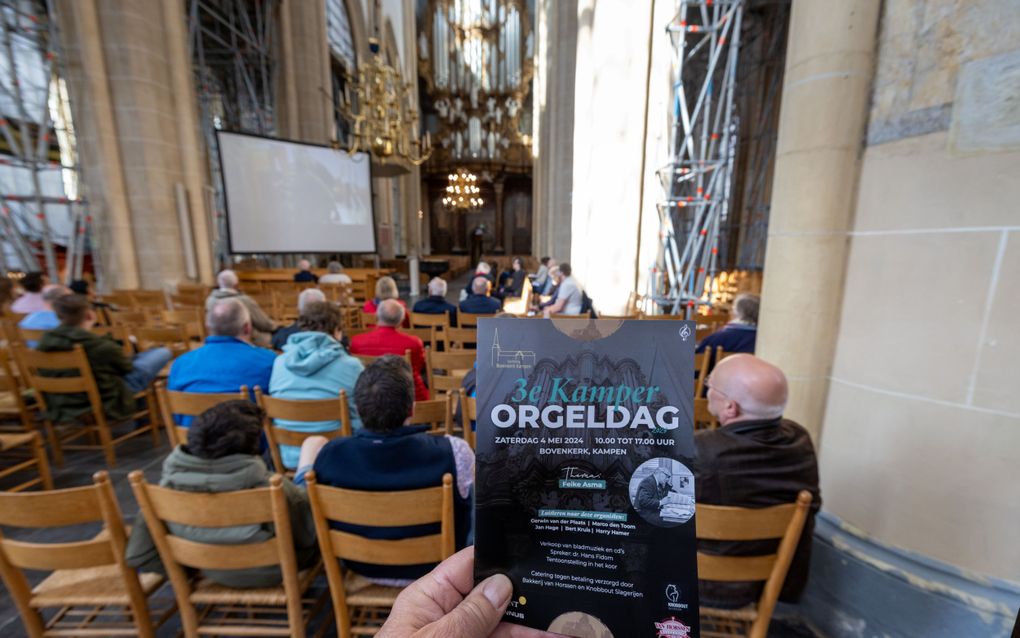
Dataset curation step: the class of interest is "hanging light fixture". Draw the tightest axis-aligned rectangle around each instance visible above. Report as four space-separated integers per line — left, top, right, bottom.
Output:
335 2 431 175
442 169 483 210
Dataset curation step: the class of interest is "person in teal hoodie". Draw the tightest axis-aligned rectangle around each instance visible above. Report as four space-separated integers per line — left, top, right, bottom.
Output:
269 300 364 469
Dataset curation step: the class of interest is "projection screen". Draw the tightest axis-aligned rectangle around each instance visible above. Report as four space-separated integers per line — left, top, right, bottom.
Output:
217 131 375 253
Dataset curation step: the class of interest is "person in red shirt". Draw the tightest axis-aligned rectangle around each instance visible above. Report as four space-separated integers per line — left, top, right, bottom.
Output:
362 276 410 328
350 299 429 401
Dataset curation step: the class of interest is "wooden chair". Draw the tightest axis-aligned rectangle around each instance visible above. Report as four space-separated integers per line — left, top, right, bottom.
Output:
256 388 352 474
129 471 328 638
305 471 456 637
320 283 354 305
0 346 36 432
360 310 378 328
457 311 492 327
13 343 160 467
17 326 47 346
410 312 451 351
457 390 477 449
445 327 477 350
108 309 148 327
134 325 189 359
426 350 475 398
696 491 814 638
0 432 53 492
402 327 435 346
410 395 453 435
0 471 167 637
352 349 412 369
163 307 206 341
155 383 248 447
694 347 724 398
117 289 167 309
693 397 719 430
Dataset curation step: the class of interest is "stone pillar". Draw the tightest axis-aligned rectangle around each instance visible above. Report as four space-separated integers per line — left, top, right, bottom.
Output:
756 0 881 438
493 179 505 254
284 0 333 143
531 0 576 261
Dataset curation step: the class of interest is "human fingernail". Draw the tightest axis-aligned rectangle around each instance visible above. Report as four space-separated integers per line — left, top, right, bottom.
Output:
482 574 513 608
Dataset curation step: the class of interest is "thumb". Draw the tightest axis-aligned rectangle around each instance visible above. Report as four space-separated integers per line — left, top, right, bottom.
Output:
424 574 513 637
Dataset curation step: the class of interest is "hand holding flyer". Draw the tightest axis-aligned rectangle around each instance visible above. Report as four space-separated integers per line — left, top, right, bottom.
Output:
474 318 701 637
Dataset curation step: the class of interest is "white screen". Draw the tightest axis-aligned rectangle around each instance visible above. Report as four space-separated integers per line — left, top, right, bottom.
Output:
218 132 375 253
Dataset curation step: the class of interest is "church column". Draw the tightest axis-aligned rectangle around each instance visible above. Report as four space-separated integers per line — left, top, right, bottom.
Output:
493 179 505 254
755 0 881 438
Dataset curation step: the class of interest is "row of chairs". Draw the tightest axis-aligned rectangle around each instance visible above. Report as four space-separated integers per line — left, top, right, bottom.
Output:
0 468 811 638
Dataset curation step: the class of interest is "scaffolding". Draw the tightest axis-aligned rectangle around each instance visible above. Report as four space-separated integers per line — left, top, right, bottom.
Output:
188 0 279 267
0 0 91 283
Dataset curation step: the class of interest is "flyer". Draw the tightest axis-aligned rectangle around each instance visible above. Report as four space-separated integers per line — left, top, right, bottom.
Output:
474 318 700 638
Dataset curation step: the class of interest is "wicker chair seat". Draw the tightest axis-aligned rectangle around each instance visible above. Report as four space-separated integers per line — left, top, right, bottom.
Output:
189 564 321 606
0 432 34 451
31 565 164 607
344 572 401 608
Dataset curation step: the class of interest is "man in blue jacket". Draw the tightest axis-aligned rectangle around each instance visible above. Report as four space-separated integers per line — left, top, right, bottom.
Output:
412 277 458 326
458 276 502 315
168 298 277 424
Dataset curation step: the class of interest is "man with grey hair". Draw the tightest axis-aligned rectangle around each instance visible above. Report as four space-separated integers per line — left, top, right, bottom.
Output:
293 258 318 283
412 277 457 326
459 276 501 315
205 269 276 346
272 288 328 350
18 284 70 346
168 298 277 423
350 299 429 400
695 353 821 609
697 292 760 359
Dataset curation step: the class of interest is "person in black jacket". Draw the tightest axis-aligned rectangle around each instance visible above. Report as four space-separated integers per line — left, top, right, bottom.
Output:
412 277 458 326
695 354 821 609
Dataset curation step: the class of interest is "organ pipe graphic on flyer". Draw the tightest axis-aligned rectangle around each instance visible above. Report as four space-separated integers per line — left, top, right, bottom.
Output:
475 318 700 637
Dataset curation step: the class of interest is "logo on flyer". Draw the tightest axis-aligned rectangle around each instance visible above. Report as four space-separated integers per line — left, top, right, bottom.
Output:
492 328 536 369
665 584 680 603
654 617 691 637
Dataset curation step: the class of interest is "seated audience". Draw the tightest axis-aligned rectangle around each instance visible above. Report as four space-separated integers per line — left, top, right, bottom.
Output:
534 266 561 313
542 262 583 317
19 285 69 346
169 298 277 414
539 258 558 295
318 260 352 285
10 271 47 314
205 269 276 346
37 294 172 422
695 354 821 609
69 279 114 323
300 356 473 582
459 276 502 315
126 400 318 588
271 288 327 351
497 257 526 298
696 292 760 356
362 275 409 327
412 277 457 326
293 258 318 283
532 256 551 291
350 299 429 401
269 301 364 469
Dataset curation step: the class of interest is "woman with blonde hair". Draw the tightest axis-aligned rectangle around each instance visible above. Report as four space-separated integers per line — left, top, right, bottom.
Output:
362 275 409 326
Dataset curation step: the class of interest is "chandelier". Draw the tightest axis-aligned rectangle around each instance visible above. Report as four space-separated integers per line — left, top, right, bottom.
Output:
442 169 483 210
341 38 432 173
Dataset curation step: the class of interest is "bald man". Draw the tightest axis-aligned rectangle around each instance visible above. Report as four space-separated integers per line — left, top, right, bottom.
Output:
695 354 821 609
349 299 429 401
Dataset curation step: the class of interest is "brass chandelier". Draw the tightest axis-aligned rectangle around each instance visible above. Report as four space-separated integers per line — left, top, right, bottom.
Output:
442 169 483 210
342 38 432 172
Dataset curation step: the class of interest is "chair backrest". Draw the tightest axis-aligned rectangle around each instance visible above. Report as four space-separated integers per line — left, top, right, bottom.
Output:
693 397 718 430
409 395 452 434
256 389 352 473
319 282 354 305
16 326 46 345
134 325 189 358
352 349 412 368
696 491 813 638
0 471 152 636
156 383 249 446
426 350 475 396
163 307 206 340
410 311 451 330
445 327 477 350
457 312 491 327
402 327 434 345
128 471 305 634
13 343 103 418
88 324 135 357
305 471 455 636
108 309 148 326
458 390 477 449
360 310 378 327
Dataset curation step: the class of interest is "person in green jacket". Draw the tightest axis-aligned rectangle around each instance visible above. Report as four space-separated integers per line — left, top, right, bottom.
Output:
126 400 319 588
36 294 172 423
